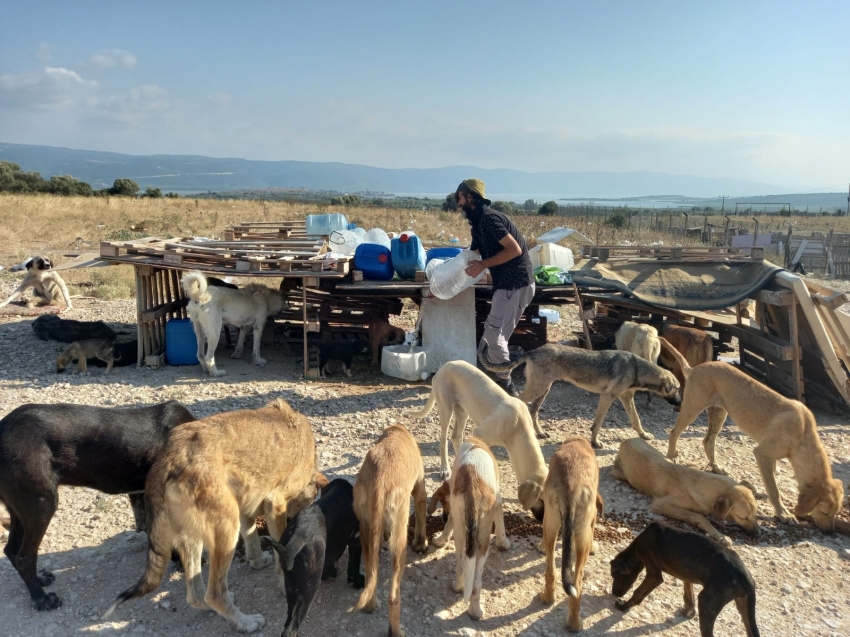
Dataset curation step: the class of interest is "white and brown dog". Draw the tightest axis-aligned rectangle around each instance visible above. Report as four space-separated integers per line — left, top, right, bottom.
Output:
181 271 288 376
0 256 73 311
429 436 510 620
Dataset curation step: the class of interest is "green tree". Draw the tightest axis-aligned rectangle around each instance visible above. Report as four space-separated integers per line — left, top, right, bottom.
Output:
110 178 140 197
491 200 517 214
144 186 163 198
523 198 538 212
47 174 93 196
607 211 627 228
441 193 458 212
538 200 559 216
165 192 180 198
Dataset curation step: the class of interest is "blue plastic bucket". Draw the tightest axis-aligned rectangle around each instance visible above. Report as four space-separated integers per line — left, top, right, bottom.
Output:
166 319 199 365
354 243 394 280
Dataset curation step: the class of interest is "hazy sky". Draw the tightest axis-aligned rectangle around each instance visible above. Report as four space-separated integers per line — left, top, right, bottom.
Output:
1 1 847 190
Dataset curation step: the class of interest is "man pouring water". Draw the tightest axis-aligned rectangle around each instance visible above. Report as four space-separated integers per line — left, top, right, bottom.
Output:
455 178 535 396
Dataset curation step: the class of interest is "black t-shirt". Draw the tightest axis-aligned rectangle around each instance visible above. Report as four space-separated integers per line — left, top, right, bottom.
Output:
469 206 534 291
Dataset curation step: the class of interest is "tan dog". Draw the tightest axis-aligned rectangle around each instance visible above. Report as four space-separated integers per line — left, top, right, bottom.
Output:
106 399 320 633
615 321 662 407
403 360 548 519
0 256 73 311
540 437 602 633
613 437 759 546
56 339 117 375
662 339 844 531
658 323 714 396
429 437 510 621
352 425 428 637
368 318 405 366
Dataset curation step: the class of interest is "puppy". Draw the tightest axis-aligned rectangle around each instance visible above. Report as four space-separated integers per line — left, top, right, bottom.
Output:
32 314 120 342
615 321 661 407
661 339 845 530
56 339 118 375
613 437 759 545
316 340 371 378
368 318 405 366
88 340 139 369
0 401 195 610
352 425 428 637
540 437 602 633
611 522 760 637
181 271 288 376
403 360 548 520
0 256 73 311
107 399 320 633
260 478 364 637
479 342 681 446
658 322 714 397
430 437 510 621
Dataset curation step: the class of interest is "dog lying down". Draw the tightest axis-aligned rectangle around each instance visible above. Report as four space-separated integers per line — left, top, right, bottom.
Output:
611 522 760 637
316 340 371 378
260 478 364 637
32 313 125 342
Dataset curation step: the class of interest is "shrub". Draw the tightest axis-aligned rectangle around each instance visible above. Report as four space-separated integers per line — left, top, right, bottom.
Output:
110 178 140 197
607 211 627 228
538 201 559 216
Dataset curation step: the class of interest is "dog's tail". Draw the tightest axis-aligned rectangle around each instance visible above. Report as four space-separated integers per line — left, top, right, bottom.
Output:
561 503 578 598
477 342 528 374
260 535 296 572
351 489 385 613
103 470 174 618
659 337 692 378
180 271 212 305
402 389 437 419
743 590 760 637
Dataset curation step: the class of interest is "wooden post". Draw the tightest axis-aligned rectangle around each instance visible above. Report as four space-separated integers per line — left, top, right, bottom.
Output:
789 300 803 401
135 266 144 368
302 280 309 378
573 282 594 351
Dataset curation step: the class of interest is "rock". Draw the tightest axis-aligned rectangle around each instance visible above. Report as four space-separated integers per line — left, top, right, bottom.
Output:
781 584 793 594
840 548 850 561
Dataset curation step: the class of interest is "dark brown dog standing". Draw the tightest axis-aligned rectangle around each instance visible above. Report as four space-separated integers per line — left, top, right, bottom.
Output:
368 318 405 366
658 323 714 397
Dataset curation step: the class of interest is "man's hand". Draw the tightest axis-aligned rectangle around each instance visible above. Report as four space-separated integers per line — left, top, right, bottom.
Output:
465 260 486 278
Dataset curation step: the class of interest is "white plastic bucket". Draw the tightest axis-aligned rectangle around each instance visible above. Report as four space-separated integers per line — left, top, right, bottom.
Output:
381 345 429 381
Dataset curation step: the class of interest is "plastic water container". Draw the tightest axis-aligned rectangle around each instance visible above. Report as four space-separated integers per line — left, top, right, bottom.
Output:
381 344 429 381
539 308 561 324
363 227 391 249
354 243 394 280
329 228 366 256
347 221 358 230
306 213 348 237
428 250 486 300
529 243 574 270
424 258 446 281
391 232 426 279
426 247 463 264
165 319 199 365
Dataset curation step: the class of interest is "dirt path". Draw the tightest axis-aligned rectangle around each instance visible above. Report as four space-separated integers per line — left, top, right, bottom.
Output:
0 293 848 637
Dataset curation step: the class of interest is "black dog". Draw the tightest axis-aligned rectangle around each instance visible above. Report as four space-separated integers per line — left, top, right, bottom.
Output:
260 478 364 637
0 401 195 611
87 340 139 368
316 340 370 378
32 314 123 342
610 522 759 637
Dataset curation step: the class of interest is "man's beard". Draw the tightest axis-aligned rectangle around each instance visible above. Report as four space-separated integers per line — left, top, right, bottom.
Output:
459 202 475 221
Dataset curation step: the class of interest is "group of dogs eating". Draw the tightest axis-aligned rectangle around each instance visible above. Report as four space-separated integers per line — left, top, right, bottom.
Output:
0 261 847 637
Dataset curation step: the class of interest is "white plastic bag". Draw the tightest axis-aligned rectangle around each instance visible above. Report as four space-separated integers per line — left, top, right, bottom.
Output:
329 228 366 256
363 228 391 249
428 250 486 300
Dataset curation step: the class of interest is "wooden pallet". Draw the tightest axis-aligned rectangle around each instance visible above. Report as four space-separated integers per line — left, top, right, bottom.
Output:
100 237 349 274
581 245 764 262
225 220 309 241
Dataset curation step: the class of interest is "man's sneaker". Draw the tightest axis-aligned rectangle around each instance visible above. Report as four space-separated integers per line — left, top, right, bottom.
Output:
496 377 520 398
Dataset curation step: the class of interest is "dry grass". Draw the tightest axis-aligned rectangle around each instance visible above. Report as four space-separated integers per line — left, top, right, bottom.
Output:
1 194 845 301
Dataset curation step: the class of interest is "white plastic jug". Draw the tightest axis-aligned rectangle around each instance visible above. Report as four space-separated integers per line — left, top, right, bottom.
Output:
363 228 391 249
306 213 348 237
428 250 486 300
329 228 366 256
424 258 447 281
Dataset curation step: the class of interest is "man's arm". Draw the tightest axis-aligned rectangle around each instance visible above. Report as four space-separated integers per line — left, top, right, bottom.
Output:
466 234 521 277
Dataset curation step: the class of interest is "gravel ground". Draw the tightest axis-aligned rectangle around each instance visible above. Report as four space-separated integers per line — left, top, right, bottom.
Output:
0 286 849 637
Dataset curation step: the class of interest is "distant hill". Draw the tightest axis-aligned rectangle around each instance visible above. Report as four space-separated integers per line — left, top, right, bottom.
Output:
0 141 792 198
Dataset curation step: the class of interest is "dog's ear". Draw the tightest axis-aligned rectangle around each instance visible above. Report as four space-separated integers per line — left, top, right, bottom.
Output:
738 480 758 497
517 480 543 510
24 257 35 270
793 482 823 517
596 492 605 520
428 481 451 515
315 472 330 491
713 496 732 521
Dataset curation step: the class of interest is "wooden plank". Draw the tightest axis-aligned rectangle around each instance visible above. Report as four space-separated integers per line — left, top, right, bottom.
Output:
791 239 808 264
725 323 797 361
753 289 794 306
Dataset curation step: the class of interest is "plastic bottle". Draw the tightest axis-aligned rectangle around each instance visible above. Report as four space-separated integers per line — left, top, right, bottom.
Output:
363 228 391 249
328 228 366 256
424 258 447 281
306 213 348 237
428 250 486 300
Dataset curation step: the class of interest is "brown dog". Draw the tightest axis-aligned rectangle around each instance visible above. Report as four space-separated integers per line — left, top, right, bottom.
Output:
107 399 321 633
429 437 510 621
613 437 759 545
658 323 714 395
540 437 602 633
368 318 406 365
662 339 844 531
352 425 428 637
56 339 117 375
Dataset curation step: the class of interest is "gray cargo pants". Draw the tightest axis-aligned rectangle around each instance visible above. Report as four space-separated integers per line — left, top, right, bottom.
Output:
478 283 535 379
